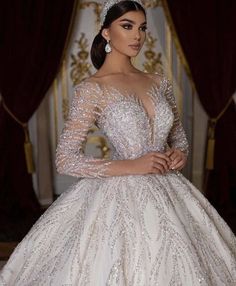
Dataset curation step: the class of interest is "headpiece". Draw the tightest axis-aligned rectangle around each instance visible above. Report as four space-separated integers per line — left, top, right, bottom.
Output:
100 0 145 26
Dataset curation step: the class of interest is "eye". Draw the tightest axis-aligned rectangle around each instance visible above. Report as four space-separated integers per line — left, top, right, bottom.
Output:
121 24 133 30
139 25 147 32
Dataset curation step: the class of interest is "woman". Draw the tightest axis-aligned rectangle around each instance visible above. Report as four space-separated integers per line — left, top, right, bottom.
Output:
1 0 236 285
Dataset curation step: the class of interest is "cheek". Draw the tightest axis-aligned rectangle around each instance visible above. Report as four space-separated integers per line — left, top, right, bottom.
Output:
111 30 129 46
113 29 127 39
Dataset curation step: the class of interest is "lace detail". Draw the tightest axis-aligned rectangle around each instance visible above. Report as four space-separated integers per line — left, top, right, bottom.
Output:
55 73 189 178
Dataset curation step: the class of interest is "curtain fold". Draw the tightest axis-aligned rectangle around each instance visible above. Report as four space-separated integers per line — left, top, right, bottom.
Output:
36 94 54 206
0 0 76 241
165 0 236 231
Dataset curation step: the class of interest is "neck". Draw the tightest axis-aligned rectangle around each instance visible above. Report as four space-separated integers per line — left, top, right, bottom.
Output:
99 50 137 75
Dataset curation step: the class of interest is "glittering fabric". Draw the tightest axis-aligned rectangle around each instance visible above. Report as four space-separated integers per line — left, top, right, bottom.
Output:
55 74 189 178
0 74 236 286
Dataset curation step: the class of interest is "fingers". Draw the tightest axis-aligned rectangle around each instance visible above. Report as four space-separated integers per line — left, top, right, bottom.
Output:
169 151 179 162
152 152 171 164
151 153 171 173
152 163 165 174
170 159 182 170
148 150 186 175
155 158 170 172
169 155 186 170
171 160 185 170
166 149 186 170
165 149 174 157
150 154 169 174
169 156 181 169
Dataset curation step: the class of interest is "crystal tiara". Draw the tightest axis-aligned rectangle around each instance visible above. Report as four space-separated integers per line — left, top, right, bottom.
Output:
100 0 145 26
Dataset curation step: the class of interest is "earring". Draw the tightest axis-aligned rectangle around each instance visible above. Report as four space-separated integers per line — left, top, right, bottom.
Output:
105 40 112 53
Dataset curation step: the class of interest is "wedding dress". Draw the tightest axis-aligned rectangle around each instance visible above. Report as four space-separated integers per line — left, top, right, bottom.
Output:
0 74 236 286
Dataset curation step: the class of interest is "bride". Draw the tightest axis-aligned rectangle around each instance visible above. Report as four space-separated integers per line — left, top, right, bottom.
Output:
1 0 236 285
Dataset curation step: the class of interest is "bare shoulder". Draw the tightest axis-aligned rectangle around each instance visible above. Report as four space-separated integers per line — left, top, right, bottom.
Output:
81 74 111 87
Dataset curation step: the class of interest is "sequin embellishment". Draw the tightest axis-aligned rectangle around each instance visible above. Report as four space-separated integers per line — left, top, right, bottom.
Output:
1 74 236 286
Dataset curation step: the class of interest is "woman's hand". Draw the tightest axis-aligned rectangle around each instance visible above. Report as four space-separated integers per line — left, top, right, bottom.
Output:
108 149 187 177
165 148 187 171
111 149 187 177
130 152 172 175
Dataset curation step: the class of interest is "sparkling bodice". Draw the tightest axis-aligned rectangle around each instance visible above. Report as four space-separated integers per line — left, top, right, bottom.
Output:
56 74 189 178
98 82 174 160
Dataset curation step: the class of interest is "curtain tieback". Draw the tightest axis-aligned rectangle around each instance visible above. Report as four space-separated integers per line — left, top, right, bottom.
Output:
1 98 35 174
206 96 233 170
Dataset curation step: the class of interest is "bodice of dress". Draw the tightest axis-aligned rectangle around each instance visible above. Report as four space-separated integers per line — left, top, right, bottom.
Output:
55 74 189 178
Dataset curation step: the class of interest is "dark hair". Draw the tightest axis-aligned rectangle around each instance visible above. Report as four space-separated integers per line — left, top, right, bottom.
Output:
90 1 146 69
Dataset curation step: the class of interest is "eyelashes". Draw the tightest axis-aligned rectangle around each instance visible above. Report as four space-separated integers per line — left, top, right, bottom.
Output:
121 24 147 31
140 26 147 31
121 24 132 30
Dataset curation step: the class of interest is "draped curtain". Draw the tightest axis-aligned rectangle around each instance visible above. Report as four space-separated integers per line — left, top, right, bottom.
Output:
165 0 236 230
0 0 76 240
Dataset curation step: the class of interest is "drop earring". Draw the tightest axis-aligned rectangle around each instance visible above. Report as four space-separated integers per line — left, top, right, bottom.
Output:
105 40 112 53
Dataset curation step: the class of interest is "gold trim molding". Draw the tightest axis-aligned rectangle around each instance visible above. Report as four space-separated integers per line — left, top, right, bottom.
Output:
70 33 92 86
143 32 163 74
78 1 101 28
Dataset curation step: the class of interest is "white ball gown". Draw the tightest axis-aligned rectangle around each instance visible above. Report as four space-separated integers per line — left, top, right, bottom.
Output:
0 74 236 286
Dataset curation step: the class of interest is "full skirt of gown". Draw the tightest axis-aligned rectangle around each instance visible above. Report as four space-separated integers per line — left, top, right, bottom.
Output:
0 171 236 286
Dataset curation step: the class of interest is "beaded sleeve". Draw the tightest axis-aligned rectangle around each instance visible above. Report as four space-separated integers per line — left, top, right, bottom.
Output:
165 78 189 156
55 82 112 178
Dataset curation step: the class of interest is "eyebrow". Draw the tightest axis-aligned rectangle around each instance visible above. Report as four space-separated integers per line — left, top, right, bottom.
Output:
119 18 147 25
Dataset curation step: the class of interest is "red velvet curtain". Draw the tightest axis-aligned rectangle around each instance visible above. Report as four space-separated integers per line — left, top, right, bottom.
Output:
165 0 236 232
0 0 76 240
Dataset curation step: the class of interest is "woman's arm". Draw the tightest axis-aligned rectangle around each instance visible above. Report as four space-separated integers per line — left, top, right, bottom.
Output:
165 78 189 156
56 81 110 178
163 77 189 170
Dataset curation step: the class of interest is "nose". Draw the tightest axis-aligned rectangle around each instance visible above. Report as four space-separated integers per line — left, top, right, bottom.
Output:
134 29 141 41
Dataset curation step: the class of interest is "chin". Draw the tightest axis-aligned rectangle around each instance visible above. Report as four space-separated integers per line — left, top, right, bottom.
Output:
125 50 140 57
117 47 142 58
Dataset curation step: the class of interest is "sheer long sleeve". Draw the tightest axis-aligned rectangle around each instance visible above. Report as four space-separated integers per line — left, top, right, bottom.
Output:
165 79 189 156
55 82 112 178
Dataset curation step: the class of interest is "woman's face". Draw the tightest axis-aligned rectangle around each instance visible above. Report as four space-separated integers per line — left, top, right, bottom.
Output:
102 10 147 57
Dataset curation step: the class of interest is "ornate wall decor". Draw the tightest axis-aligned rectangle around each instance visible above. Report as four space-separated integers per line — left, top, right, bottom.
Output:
70 33 92 86
86 135 111 159
79 123 111 159
78 1 101 28
77 125 111 159
144 0 162 9
143 32 163 74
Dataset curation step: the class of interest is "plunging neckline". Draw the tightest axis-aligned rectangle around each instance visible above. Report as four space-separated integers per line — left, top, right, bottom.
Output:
83 76 165 123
